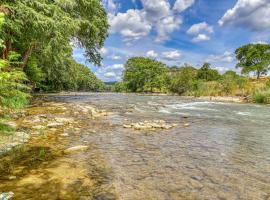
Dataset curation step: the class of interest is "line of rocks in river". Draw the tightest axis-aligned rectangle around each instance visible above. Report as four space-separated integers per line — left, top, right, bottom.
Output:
123 120 180 130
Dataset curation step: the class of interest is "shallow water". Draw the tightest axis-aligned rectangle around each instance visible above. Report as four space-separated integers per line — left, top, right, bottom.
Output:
51 93 270 200
1 93 270 199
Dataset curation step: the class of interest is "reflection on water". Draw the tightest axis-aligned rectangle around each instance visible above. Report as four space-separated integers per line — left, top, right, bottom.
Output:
51 93 270 199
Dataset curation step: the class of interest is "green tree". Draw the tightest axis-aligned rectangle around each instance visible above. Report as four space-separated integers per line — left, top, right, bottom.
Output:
0 12 30 109
169 65 197 95
123 57 168 92
235 43 270 79
0 0 108 91
197 63 221 81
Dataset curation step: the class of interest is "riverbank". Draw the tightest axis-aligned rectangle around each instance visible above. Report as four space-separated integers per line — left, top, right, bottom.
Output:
37 92 247 103
1 93 270 199
0 97 118 199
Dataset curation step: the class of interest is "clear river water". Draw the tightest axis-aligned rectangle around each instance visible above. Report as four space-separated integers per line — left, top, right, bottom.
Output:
52 93 270 200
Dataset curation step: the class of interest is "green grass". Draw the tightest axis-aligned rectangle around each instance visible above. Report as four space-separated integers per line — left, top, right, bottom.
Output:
252 89 270 104
0 122 15 135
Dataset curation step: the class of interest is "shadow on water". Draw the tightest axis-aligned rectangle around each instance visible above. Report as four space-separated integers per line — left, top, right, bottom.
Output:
0 145 118 200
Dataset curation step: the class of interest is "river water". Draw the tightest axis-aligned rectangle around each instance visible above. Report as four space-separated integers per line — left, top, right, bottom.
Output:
51 93 270 200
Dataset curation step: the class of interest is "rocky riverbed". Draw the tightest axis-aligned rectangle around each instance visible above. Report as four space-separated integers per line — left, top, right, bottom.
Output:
1 93 270 200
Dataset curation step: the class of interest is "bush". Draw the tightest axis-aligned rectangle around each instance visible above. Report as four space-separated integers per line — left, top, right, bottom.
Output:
252 89 270 104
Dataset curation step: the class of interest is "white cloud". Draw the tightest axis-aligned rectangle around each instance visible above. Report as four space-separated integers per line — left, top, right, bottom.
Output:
219 0 270 31
109 0 184 43
155 15 182 42
95 64 124 82
252 41 268 44
110 55 122 60
103 0 119 14
146 50 158 58
187 22 213 43
187 22 213 35
100 47 108 56
205 51 235 63
109 9 151 41
162 50 182 60
141 0 171 22
173 0 195 12
192 34 210 42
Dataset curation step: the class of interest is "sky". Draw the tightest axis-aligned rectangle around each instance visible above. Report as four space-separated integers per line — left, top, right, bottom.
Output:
73 0 270 82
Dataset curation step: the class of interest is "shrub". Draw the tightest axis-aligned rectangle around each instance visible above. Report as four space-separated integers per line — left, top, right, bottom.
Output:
252 89 270 104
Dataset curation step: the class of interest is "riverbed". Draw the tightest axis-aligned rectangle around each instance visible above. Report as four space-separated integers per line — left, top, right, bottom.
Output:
1 93 270 199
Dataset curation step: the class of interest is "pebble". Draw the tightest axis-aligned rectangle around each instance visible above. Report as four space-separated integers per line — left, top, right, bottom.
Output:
64 145 88 154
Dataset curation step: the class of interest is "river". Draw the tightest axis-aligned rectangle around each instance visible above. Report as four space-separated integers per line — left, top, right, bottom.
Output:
1 93 270 199
53 93 270 199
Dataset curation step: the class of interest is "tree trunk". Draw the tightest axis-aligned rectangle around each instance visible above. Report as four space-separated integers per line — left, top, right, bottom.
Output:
2 39 11 60
22 45 34 69
257 70 260 79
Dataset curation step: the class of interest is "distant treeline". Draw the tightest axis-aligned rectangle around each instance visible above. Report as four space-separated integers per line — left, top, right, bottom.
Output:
111 43 270 103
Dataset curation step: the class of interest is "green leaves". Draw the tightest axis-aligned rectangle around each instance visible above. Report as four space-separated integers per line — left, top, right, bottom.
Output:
235 44 270 78
123 57 168 92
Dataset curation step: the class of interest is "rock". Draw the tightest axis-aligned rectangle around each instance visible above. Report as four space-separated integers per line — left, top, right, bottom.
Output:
60 133 69 137
189 179 204 189
55 117 74 123
0 192 14 200
183 123 190 127
64 145 88 154
8 176 16 180
47 122 64 128
32 125 46 130
123 124 132 128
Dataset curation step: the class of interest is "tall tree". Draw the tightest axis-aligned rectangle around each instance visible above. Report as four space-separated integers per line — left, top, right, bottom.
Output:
197 63 220 81
123 57 168 92
235 44 270 79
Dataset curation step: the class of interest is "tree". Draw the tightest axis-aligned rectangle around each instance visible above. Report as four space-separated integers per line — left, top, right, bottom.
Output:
235 43 270 79
0 13 30 109
197 63 221 81
123 57 168 92
169 65 197 94
0 0 108 92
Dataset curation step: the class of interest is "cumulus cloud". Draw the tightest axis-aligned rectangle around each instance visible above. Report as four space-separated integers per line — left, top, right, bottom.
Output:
187 22 213 42
141 0 171 22
219 0 270 31
205 51 235 63
162 50 182 60
109 9 151 41
155 15 182 42
95 64 124 82
187 22 213 35
103 0 119 15
146 50 158 58
109 0 187 43
173 0 195 12
99 47 108 56
192 34 210 42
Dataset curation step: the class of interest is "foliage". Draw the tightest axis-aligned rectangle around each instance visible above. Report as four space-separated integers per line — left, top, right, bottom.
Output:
197 63 221 81
252 89 270 104
123 57 168 92
235 44 270 79
0 0 108 93
0 13 30 109
114 82 128 92
168 65 197 95
0 122 15 135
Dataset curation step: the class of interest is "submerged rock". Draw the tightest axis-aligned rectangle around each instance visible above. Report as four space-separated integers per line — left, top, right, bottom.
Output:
0 192 14 200
123 120 177 131
64 145 89 154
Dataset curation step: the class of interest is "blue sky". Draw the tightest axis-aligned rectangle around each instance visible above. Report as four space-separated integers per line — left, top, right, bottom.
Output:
73 0 270 82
